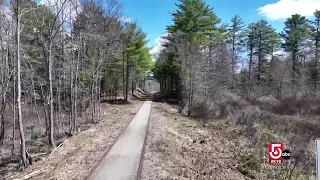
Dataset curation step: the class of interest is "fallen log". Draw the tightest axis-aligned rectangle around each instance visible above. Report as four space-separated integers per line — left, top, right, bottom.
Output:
30 152 47 158
13 166 50 180
48 139 68 157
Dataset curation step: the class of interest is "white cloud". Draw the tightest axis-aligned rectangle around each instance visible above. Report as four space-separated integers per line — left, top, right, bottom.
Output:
149 33 168 61
257 0 320 20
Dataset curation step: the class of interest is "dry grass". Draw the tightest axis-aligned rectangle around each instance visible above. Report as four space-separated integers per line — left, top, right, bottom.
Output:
142 94 319 180
220 107 318 180
194 93 319 180
141 102 246 180
3 98 143 180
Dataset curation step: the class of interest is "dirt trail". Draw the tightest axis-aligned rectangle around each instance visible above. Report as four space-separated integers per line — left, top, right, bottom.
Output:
87 101 152 180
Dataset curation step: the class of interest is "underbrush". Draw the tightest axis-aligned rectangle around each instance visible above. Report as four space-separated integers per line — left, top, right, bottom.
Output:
0 97 138 179
228 112 316 179
145 103 245 180
190 93 319 179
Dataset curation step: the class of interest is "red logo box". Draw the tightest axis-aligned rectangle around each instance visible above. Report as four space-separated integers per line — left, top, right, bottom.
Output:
268 143 284 165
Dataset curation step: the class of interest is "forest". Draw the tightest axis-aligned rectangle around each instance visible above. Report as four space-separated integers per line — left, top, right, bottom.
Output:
153 0 320 116
151 0 320 178
1 0 320 179
0 0 153 171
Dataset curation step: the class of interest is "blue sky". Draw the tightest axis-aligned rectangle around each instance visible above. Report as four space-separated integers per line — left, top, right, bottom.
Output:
36 0 320 55
119 0 320 55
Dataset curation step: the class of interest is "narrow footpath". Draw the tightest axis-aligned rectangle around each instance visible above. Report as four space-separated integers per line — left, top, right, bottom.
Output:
87 101 152 180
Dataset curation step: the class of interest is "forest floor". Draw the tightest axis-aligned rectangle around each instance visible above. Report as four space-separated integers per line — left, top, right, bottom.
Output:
141 102 246 180
3 93 318 180
141 99 318 180
4 97 143 180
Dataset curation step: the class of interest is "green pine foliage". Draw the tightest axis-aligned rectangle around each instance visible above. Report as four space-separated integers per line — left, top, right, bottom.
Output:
167 0 221 45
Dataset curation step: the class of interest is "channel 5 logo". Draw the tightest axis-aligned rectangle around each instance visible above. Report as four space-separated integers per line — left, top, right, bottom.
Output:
268 143 291 165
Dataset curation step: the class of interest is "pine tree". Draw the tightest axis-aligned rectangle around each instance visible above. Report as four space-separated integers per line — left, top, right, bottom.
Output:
165 0 222 115
281 14 310 95
252 20 279 82
167 0 221 45
314 11 320 63
244 23 255 96
121 22 152 98
227 14 246 88
310 10 320 90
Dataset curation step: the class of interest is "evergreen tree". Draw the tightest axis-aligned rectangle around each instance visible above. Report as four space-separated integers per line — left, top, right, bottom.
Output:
310 10 320 90
281 14 310 72
167 0 221 45
165 0 222 115
227 14 246 87
280 14 310 93
244 23 255 95
122 22 152 97
252 20 279 82
313 10 320 63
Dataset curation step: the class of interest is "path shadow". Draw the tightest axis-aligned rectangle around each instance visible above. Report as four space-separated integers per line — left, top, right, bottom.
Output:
101 99 131 105
133 91 178 105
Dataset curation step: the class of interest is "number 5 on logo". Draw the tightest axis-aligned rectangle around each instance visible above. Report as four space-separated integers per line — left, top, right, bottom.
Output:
268 143 284 165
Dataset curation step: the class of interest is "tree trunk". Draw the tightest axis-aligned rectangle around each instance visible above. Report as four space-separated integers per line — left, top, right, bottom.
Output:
97 72 101 120
125 59 129 101
57 70 61 134
0 98 5 146
69 51 74 133
292 53 298 98
91 73 95 122
94 73 98 120
115 76 118 99
12 57 16 155
231 40 235 89
73 50 79 133
187 45 193 116
40 84 49 135
47 42 54 146
122 41 126 99
32 79 40 123
16 13 27 167
131 76 134 94
247 43 253 97
0 48 7 146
